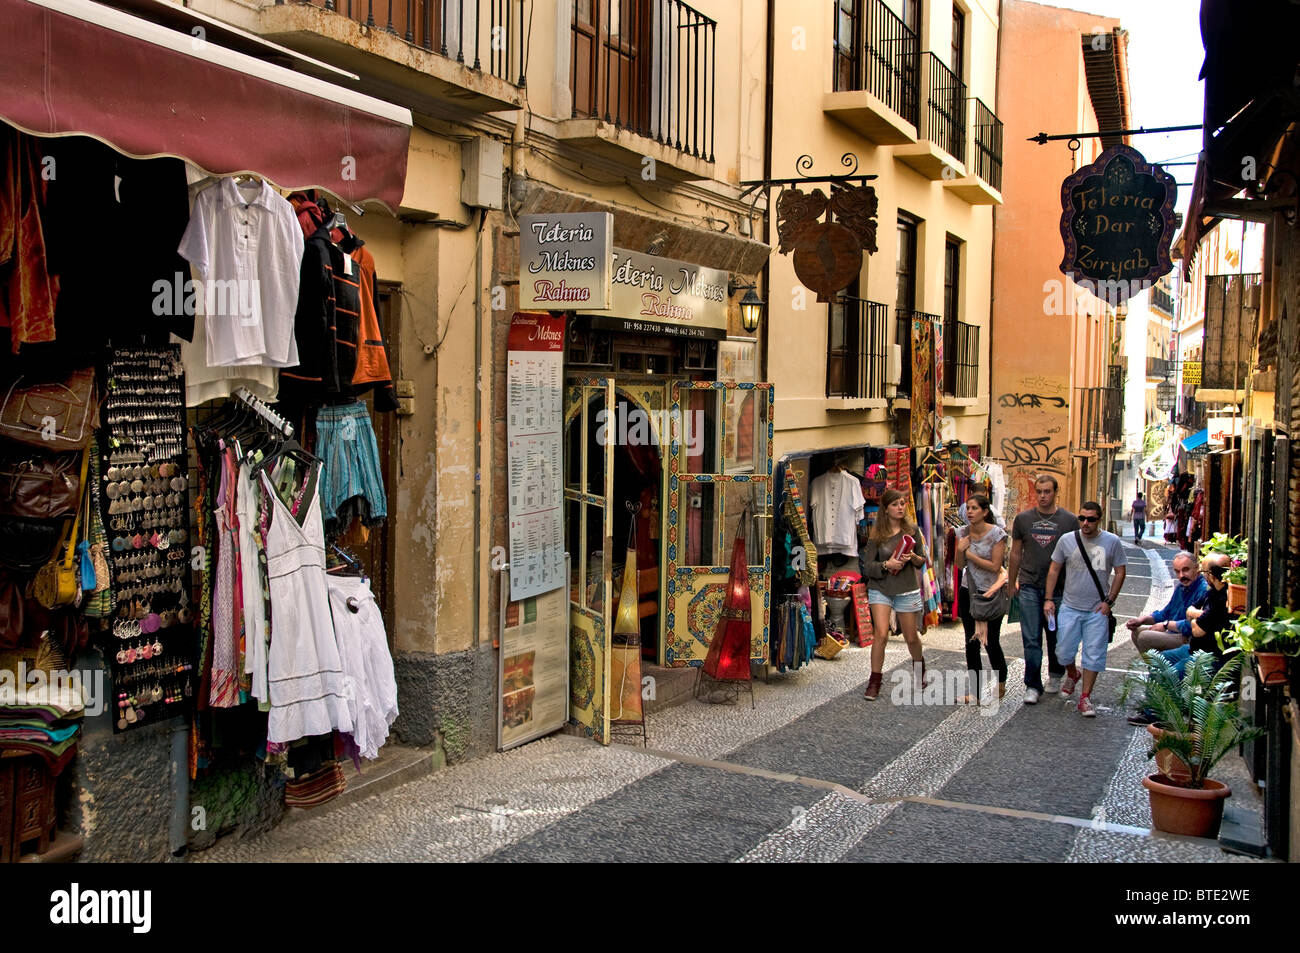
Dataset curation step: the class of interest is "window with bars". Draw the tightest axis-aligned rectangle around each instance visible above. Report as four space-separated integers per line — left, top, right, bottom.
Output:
942 237 961 395
827 280 890 399
896 213 919 394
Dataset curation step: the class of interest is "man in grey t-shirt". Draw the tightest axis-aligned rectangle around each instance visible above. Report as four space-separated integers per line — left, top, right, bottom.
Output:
1008 474 1079 703
1044 501 1127 718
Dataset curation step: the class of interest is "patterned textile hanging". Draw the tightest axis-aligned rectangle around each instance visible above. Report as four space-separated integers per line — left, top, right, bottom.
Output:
910 316 933 448
782 467 818 588
702 501 754 682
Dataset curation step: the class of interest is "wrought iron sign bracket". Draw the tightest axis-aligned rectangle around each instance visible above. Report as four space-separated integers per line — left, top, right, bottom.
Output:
739 153 877 215
1028 123 1203 149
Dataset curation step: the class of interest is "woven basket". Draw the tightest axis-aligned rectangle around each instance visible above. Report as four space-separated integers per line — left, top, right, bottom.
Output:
814 634 847 660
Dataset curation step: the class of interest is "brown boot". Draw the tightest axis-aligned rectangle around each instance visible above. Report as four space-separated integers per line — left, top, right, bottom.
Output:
863 672 884 701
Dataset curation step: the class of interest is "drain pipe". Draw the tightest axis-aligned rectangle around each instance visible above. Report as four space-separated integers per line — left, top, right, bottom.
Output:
168 720 189 857
474 207 487 651
760 0 775 383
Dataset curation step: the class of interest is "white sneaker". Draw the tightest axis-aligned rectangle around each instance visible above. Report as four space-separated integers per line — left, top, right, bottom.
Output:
1024 688 1041 705
1045 676 1062 694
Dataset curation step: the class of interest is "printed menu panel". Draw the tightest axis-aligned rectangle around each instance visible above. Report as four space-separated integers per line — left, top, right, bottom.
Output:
507 312 566 600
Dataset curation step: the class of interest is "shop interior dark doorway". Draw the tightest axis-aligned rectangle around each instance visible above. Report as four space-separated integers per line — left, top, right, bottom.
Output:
568 392 663 659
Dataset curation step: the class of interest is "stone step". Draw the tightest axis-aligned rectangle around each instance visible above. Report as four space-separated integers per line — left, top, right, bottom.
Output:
280 744 439 826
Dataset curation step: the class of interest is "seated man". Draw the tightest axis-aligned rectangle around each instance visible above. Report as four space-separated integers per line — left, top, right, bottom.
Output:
1125 552 1206 652
1160 552 1232 679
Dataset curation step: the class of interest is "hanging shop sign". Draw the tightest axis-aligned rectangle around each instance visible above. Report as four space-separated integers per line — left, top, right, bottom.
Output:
506 312 566 600
1207 414 1242 448
498 558 571 751
1059 144 1176 304
775 184 879 302
578 248 729 339
1182 360 1202 386
519 212 613 310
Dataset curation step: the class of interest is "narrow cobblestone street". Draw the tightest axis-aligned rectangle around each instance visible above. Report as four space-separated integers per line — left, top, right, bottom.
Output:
195 541 1269 863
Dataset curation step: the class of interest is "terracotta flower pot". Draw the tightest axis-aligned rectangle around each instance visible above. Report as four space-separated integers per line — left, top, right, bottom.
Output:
1254 652 1289 686
1146 724 1194 785
1226 583 1246 614
1142 774 1231 838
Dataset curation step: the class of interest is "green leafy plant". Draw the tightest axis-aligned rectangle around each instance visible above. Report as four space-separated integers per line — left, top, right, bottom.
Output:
1140 651 1264 789
1218 606 1300 657
1201 532 1247 562
1224 565 1247 586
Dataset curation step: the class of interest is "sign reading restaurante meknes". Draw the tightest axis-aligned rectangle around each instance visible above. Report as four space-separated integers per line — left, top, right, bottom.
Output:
1059 143 1176 304
519 211 613 310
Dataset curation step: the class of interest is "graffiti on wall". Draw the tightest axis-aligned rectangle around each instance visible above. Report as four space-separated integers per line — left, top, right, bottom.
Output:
992 375 1072 518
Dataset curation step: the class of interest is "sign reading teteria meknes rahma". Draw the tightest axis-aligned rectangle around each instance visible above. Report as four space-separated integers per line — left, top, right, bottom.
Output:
576 247 730 340
1059 144 1177 304
519 212 613 310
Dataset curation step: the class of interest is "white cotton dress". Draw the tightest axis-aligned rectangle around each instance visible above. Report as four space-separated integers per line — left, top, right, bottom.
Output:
261 469 353 744
327 575 399 760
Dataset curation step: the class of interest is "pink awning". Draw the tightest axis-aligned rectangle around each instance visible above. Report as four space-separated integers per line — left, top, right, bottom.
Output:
1 0 412 211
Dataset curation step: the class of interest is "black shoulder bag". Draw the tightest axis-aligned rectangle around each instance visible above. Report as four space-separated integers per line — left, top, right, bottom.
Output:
1074 530 1117 643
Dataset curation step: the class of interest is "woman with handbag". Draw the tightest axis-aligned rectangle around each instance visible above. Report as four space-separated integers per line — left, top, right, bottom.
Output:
955 495 1008 703
859 488 929 701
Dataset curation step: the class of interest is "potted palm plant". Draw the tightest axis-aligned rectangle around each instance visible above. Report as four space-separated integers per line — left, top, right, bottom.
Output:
1218 606 1300 686
1138 651 1264 838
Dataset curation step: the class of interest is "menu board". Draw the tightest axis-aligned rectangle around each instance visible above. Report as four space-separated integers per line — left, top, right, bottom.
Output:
499 559 570 750
507 312 566 600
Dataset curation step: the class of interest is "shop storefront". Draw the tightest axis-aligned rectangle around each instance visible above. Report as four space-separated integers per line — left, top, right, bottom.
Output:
1 0 412 860
509 206 774 745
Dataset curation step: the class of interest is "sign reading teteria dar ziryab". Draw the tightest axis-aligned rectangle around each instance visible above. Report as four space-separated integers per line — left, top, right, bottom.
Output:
1059 144 1176 303
519 212 612 310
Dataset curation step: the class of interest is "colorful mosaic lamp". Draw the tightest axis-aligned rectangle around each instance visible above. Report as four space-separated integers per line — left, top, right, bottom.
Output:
701 503 753 682
611 503 644 724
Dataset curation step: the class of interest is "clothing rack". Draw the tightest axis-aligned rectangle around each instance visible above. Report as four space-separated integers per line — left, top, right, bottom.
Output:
233 386 293 439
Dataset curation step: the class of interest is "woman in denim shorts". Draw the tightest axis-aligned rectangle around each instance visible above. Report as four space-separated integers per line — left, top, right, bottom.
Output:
859 488 929 701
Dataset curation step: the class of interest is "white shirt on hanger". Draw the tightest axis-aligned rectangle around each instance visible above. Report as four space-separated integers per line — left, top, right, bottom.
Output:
809 470 866 557
178 177 303 368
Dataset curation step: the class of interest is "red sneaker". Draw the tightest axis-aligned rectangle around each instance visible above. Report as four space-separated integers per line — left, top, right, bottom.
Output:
1077 694 1096 717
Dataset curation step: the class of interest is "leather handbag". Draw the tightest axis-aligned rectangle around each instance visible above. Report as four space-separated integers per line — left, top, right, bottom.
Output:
0 366 97 450
0 516 61 572
970 583 1009 621
0 449 81 518
0 572 23 649
30 450 89 610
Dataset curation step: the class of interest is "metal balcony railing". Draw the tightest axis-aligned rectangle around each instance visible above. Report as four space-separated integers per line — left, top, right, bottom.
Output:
1079 385 1124 448
833 0 920 128
1151 285 1175 316
571 0 716 161
1146 356 1175 381
294 0 525 84
969 97 1002 190
943 319 979 398
828 299 890 399
921 52 966 163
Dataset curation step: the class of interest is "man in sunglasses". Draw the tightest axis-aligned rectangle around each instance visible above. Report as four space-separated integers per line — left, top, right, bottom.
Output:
1043 501 1127 717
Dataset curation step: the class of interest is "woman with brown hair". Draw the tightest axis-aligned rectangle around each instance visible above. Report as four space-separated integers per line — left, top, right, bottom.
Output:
859 488 929 701
955 494 1009 703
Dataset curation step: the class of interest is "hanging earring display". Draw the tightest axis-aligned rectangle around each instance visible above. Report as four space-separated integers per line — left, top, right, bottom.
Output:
98 344 197 733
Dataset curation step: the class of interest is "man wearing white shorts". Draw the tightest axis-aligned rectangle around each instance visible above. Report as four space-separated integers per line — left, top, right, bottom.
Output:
1043 501 1127 717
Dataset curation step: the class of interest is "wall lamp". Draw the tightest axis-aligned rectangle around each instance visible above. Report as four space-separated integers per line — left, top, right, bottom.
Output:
729 278 764 333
